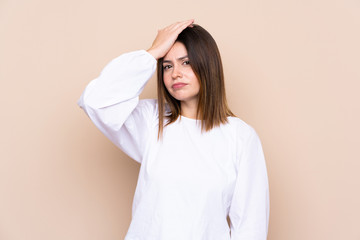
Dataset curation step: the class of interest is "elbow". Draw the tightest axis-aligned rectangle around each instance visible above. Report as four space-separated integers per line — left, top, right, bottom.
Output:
77 90 99 117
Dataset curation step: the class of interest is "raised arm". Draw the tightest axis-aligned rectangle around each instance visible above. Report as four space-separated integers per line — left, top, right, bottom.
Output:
77 20 194 163
77 50 157 162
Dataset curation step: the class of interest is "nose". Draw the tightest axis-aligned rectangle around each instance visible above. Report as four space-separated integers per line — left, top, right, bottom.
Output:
171 64 183 79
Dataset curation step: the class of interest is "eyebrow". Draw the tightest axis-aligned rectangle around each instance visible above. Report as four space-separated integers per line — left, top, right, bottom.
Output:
162 55 189 63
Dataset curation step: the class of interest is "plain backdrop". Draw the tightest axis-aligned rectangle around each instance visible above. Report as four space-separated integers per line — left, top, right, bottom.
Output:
0 0 359 239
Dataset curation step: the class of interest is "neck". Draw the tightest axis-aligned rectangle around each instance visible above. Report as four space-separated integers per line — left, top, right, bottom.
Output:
180 99 198 119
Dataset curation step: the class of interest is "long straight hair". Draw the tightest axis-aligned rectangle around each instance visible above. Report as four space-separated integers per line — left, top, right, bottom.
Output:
157 24 234 139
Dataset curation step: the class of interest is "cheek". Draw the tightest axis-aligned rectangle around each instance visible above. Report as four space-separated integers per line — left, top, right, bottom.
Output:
163 74 172 90
189 73 200 90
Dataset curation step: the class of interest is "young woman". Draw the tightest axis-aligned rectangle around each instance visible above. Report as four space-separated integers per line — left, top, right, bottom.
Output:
78 20 269 240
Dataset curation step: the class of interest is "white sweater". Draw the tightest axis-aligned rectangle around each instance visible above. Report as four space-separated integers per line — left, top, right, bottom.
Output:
78 50 269 240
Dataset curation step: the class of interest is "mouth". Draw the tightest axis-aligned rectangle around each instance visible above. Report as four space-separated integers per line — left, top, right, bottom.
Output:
172 83 188 89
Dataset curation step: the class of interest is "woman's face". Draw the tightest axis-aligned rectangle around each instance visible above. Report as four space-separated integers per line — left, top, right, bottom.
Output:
162 42 200 105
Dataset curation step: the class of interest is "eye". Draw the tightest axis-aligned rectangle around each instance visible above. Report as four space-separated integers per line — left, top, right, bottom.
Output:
183 60 190 65
163 64 172 70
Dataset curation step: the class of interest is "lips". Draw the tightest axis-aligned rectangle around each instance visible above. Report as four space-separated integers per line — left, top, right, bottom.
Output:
172 83 188 89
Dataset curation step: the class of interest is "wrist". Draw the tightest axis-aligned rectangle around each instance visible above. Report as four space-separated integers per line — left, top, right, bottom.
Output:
146 48 160 60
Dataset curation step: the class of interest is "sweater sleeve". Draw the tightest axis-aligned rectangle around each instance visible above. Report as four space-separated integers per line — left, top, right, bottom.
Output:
229 127 270 240
77 50 157 163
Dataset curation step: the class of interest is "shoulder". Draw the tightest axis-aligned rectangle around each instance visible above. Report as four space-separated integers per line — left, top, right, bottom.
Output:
226 116 259 143
227 117 264 165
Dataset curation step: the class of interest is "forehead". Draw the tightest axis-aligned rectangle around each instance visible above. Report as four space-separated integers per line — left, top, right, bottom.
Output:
163 42 188 60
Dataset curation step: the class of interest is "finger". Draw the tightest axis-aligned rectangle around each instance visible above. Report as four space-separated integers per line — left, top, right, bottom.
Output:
174 19 194 30
173 21 194 36
167 19 194 32
168 19 194 35
164 20 186 30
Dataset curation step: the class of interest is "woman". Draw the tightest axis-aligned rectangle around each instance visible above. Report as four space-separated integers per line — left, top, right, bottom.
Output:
78 20 269 240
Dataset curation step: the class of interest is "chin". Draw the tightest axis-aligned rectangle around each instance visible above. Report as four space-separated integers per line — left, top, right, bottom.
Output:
174 96 198 104
171 95 189 101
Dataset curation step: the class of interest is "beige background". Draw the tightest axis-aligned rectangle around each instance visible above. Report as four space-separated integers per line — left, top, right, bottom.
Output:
1 0 359 239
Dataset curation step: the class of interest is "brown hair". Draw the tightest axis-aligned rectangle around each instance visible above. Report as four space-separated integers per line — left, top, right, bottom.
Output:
157 24 234 138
